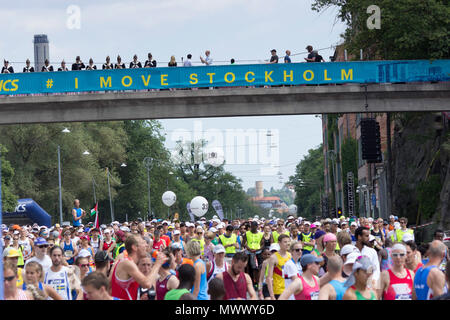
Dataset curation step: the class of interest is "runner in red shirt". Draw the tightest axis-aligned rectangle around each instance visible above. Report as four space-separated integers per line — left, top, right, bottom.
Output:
109 234 165 300
379 243 415 300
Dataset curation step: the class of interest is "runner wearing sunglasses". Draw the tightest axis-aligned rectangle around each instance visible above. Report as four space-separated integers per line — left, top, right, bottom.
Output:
379 243 415 300
25 237 52 274
278 254 322 300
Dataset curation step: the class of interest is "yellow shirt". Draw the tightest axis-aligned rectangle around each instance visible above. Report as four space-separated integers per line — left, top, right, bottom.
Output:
273 251 292 295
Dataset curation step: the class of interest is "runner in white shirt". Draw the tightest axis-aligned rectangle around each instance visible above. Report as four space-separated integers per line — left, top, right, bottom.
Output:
283 241 303 300
25 237 52 274
44 246 73 300
354 227 381 289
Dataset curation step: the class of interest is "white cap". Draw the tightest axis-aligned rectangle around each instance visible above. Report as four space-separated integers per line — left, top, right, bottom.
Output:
368 217 373 222
13 230 20 235
303 221 311 226
77 249 91 259
351 222 357 227
210 227 218 233
314 221 321 227
103 229 111 234
112 221 120 225
389 215 395 219
120 226 130 232
394 222 401 230
213 244 226 254
340 244 357 256
369 234 376 242
269 243 280 252
217 223 225 229
196 226 204 232
173 230 181 235
212 215 218 219
344 252 360 265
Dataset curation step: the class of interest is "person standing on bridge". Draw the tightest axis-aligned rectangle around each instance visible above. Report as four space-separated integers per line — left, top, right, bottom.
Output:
269 49 278 64
58 60 69 71
72 56 85 70
115 55 125 69
72 199 86 228
23 59 34 72
129 54 142 69
41 59 53 72
200 50 213 65
284 50 292 63
102 56 113 69
2 60 14 73
86 58 97 70
144 53 157 68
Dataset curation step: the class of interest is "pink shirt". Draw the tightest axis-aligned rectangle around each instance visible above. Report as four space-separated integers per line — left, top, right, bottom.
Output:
295 275 320 300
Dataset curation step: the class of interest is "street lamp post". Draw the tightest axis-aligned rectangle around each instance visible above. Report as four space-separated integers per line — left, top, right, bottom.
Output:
143 157 152 219
106 168 114 222
57 128 70 225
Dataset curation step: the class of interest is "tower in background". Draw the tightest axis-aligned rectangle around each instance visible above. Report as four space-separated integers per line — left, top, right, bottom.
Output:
33 34 49 72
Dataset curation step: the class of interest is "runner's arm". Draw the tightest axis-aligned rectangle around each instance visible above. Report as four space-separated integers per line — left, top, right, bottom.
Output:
45 284 64 300
266 255 276 299
319 271 331 287
343 288 356 300
377 270 388 300
428 267 446 297
245 273 257 300
278 278 301 300
318 283 331 300
168 275 180 291
192 261 203 298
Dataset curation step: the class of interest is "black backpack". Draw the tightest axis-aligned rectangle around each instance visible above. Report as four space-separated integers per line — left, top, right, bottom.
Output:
315 54 324 62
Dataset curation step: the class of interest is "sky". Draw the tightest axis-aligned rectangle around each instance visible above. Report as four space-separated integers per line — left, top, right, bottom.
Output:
2 0 346 191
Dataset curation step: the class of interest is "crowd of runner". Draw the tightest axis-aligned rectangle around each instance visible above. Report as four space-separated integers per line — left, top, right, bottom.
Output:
2 204 449 300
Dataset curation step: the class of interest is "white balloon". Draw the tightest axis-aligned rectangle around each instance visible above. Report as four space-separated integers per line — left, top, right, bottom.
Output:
205 147 225 167
288 204 297 214
162 191 176 207
190 196 209 217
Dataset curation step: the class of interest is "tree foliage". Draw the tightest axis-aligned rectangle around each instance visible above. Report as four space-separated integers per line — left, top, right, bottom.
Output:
312 0 450 60
289 144 324 219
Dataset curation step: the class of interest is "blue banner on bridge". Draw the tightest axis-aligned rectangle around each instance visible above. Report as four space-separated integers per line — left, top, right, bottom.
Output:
0 60 449 95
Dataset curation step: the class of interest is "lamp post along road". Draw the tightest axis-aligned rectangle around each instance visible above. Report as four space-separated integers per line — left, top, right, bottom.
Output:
143 157 152 218
106 168 114 222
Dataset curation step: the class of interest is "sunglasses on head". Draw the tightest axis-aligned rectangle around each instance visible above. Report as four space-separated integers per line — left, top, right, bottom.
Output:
392 253 405 258
4 275 15 282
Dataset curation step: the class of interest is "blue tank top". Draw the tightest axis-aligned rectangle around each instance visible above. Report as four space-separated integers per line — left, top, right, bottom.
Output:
329 280 346 300
73 208 82 227
414 265 436 300
63 240 75 265
191 259 209 300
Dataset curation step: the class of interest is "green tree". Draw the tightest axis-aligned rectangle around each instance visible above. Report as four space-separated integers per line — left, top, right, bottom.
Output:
0 144 18 212
289 144 324 219
311 0 449 60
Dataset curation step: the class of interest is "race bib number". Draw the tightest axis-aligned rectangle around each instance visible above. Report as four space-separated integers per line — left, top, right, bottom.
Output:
311 291 319 300
64 250 73 258
392 283 412 300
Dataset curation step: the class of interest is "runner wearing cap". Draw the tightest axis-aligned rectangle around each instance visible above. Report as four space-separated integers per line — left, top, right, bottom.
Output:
206 244 229 283
10 231 26 268
319 233 338 277
171 230 185 254
102 228 116 261
3 248 25 288
215 251 257 300
279 254 322 300
343 255 378 300
300 222 315 255
379 243 415 300
413 240 447 300
25 237 52 274
266 234 292 300
318 255 346 300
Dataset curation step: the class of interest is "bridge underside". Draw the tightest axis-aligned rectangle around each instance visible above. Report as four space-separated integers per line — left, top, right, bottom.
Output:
0 83 448 125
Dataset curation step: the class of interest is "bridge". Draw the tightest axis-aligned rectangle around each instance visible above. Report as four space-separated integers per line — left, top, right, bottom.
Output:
0 82 449 124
